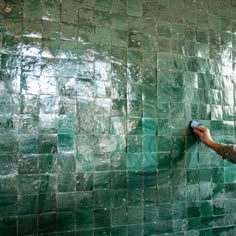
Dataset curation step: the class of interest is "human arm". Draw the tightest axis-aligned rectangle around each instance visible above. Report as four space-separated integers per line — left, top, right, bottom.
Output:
192 125 236 163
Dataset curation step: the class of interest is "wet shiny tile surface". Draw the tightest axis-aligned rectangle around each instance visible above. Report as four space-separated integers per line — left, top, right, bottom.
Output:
1 0 236 235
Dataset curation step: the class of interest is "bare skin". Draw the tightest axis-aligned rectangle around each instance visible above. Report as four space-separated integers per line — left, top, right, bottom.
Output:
192 126 222 153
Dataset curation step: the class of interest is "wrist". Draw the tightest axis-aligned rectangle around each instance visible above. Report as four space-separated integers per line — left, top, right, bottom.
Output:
207 140 221 153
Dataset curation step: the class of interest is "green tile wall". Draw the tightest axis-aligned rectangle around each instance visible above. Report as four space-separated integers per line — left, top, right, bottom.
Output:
1 0 236 235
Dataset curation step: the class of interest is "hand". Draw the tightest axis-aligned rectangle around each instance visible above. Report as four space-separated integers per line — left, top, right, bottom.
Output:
192 126 221 152
192 126 213 146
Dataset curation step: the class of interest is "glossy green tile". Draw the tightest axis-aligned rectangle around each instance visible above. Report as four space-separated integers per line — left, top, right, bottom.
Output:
112 29 128 47
172 202 186 220
38 213 57 234
157 137 172 152
94 228 110 236
127 171 143 189
111 226 128 236
143 153 157 170
128 206 143 224
127 135 142 153
187 169 199 184
186 184 199 202
224 167 236 183
57 212 75 232
199 168 211 182
157 21 171 37
94 172 110 190
143 136 157 153
75 192 93 210
38 193 57 213
58 173 76 192
158 170 171 186
143 187 157 206
159 203 172 221
157 153 172 169
94 190 110 208
110 189 127 208
0 195 16 217
172 169 186 186
58 192 75 212
144 206 158 223
39 174 57 194
111 171 127 189
76 229 94 236
94 209 110 228
112 207 127 226
38 134 57 154
18 215 37 236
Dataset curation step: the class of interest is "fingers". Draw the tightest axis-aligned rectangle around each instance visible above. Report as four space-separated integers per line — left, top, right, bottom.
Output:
193 129 202 137
192 125 207 132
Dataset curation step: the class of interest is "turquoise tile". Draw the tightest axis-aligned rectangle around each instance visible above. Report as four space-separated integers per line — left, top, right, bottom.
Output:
110 189 127 208
143 118 157 136
186 184 199 202
94 172 110 190
127 135 142 153
159 203 173 220
157 21 171 37
127 153 142 170
111 171 127 189
127 0 142 17
128 206 143 224
157 136 172 152
224 167 236 183
128 224 143 236
18 215 37 236
127 171 143 189
111 226 128 236
158 37 171 53
172 169 186 186
173 186 186 202
0 195 17 217
143 188 157 206
112 29 128 47
96 11 111 29
0 216 17 236
158 186 172 203
172 202 186 220
76 209 93 230
111 153 126 170
144 206 158 223
112 208 127 226
157 53 172 69
58 173 76 192
58 192 75 212
38 213 56 234
144 171 157 188
57 212 75 232
38 193 57 213
112 13 128 31
172 152 185 169
158 170 172 187
94 209 110 228
143 136 157 153
143 153 157 170
157 152 172 169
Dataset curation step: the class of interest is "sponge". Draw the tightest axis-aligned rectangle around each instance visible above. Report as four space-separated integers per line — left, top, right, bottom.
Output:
191 120 202 127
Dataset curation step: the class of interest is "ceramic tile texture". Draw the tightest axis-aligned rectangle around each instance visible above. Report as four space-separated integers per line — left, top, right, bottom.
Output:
1 0 236 235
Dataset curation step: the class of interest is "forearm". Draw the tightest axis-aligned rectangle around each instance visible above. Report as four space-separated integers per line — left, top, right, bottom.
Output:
208 141 236 164
206 140 222 153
